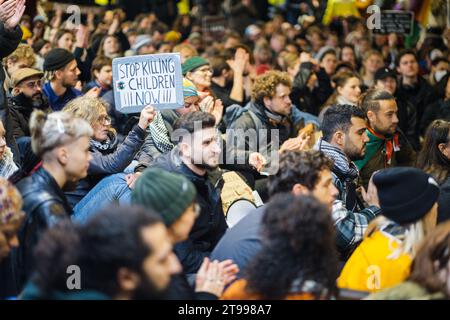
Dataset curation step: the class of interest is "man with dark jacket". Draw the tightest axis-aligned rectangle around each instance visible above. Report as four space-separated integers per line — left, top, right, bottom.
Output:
42 48 83 111
227 70 309 178
315 104 381 259
211 150 339 277
148 111 228 274
373 67 419 150
396 49 438 135
356 89 416 189
8 68 50 139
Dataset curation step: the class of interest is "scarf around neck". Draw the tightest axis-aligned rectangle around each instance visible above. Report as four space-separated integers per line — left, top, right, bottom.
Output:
354 127 399 170
148 111 174 153
315 138 359 180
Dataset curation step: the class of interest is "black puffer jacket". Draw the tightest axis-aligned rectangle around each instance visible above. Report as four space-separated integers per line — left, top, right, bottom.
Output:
65 125 146 208
150 149 228 274
14 167 72 291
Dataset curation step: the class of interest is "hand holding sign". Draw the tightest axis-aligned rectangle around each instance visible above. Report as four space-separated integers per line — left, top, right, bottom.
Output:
113 53 183 113
138 105 156 130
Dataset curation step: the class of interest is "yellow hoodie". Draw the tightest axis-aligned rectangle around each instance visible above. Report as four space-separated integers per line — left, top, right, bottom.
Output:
338 230 412 293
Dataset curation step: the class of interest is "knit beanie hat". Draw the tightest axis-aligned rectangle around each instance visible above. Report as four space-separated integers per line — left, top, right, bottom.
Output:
182 56 209 76
0 177 24 225
183 78 198 98
43 48 76 71
373 167 440 225
132 35 152 53
131 168 197 226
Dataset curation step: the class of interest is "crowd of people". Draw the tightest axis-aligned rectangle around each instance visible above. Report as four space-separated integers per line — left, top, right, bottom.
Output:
1 0 450 300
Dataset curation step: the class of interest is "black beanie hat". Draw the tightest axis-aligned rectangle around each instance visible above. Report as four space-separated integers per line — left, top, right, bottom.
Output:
373 167 440 225
43 48 76 71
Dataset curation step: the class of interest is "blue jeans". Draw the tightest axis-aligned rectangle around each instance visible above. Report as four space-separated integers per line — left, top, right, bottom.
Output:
72 173 132 224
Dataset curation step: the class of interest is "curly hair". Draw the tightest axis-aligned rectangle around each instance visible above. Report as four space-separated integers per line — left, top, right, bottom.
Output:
4 44 36 67
268 150 333 197
63 96 111 128
245 194 339 299
251 70 292 105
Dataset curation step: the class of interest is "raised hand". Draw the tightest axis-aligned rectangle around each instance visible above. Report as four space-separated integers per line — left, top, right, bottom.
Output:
249 152 266 172
138 105 156 130
4 0 25 30
0 0 17 24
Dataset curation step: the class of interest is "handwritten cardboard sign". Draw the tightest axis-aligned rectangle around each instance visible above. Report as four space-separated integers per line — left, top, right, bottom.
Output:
112 53 184 113
372 10 414 36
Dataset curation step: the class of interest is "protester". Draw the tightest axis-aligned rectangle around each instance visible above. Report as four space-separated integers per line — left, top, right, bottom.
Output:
360 50 384 90
131 168 239 299
227 70 311 183
8 68 49 139
373 67 419 149
14 110 93 291
368 221 450 300
42 48 83 111
141 112 228 274
62 96 155 208
338 167 439 293
315 104 381 258
211 150 342 275
0 178 23 261
396 49 437 133
324 71 361 108
416 120 450 223
222 194 339 300
356 89 416 188
0 178 24 299
21 205 182 300
83 56 113 97
0 120 19 179
0 0 25 167
421 73 450 134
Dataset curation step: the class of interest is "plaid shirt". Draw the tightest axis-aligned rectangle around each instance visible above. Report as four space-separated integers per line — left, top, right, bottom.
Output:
332 200 381 260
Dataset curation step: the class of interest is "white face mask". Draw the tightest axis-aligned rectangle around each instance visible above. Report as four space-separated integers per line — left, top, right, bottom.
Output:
435 70 448 83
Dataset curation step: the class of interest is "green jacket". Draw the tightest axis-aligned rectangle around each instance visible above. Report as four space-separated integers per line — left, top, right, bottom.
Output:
356 129 416 189
367 281 446 300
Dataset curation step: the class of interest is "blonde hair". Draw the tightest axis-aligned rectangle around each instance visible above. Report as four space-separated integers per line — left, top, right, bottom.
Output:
4 44 36 67
30 110 93 157
63 96 109 127
43 70 56 82
173 43 198 56
365 212 436 260
63 96 116 137
282 53 299 71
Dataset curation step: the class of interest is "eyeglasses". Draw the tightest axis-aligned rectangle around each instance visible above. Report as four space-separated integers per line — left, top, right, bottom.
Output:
195 67 212 74
21 79 42 89
98 115 112 125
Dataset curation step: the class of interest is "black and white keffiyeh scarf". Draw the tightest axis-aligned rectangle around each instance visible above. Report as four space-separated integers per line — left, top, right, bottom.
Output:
148 111 174 153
